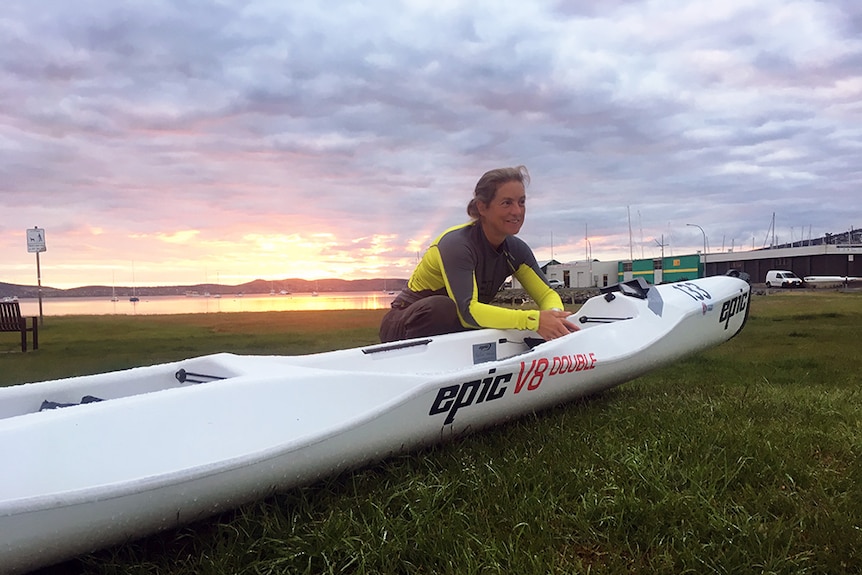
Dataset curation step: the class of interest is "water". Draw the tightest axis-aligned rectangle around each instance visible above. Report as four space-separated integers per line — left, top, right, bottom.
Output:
14 291 399 317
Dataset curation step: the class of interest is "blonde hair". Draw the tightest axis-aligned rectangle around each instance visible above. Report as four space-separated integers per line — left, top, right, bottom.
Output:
467 165 530 219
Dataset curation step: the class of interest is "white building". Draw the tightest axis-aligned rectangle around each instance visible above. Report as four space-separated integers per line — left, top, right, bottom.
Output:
545 260 619 288
511 260 618 289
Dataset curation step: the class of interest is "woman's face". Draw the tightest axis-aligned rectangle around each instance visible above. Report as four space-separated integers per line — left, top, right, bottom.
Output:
478 180 526 246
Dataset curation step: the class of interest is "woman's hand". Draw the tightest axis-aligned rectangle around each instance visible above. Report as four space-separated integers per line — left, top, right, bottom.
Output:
536 309 579 340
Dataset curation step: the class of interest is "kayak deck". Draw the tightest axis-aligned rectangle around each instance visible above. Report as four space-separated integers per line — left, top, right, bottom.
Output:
0 276 752 575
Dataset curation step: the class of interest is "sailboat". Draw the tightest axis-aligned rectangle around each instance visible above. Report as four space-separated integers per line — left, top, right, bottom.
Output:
129 262 140 302
110 272 119 302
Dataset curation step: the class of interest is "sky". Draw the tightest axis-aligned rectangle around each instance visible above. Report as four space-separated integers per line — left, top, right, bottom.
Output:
2 0 860 289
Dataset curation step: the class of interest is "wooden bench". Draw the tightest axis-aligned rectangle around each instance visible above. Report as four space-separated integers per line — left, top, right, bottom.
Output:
0 301 38 352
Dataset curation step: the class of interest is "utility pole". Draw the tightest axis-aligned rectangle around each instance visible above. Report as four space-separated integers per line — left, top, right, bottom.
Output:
654 235 667 260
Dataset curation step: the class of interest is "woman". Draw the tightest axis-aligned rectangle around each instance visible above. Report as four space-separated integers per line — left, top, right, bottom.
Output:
379 165 577 343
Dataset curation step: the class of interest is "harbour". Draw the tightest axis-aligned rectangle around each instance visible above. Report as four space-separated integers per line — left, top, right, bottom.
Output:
14 291 398 317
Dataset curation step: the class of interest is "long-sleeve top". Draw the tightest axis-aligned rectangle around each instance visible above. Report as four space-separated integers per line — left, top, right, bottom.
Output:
393 222 563 331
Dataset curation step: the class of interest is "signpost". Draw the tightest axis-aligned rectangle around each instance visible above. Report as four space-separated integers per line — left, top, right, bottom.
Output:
26 227 46 325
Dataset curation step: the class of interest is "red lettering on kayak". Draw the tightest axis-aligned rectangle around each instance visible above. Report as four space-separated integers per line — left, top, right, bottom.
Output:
547 352 598 376
514 358 549 393
429 352 598 423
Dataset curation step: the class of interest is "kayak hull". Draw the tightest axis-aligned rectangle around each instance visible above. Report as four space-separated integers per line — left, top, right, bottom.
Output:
0 276 750 573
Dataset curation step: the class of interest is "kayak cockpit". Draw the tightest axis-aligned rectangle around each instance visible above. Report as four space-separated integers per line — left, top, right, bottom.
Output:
0 353 245 421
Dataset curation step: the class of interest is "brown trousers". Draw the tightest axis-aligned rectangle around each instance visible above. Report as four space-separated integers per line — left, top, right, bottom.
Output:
379 295 470 343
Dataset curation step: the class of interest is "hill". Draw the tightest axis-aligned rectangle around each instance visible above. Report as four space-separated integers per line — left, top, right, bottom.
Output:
0 278 408 299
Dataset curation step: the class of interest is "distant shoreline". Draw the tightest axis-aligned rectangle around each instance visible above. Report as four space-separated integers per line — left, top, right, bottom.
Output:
0 278 409 300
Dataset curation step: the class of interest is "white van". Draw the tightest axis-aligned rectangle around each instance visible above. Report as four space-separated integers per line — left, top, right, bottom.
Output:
765 270 803 288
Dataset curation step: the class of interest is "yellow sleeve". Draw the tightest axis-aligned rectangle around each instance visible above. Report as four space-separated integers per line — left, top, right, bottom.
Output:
461 265 563 331
466 297 544 331
514 264 565 310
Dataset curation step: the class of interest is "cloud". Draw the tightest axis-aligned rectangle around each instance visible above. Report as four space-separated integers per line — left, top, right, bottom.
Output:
0 0 859 288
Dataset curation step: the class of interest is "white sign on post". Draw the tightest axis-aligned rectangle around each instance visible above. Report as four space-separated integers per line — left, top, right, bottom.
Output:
27 228 47 253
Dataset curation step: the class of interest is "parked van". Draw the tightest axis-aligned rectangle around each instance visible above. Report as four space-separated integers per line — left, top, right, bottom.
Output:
765 270 803 288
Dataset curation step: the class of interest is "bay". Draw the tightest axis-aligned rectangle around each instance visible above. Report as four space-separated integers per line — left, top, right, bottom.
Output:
14 291 398 317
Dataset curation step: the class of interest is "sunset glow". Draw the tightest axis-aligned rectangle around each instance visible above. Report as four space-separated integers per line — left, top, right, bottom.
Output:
2 1 858 290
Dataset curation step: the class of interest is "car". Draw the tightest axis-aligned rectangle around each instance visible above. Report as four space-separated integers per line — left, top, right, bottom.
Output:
765 270 803 288
725 269 751 283
548 279 564 289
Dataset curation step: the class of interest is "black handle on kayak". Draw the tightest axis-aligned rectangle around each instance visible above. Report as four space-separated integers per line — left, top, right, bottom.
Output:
578 316 634 324
175 369 226 384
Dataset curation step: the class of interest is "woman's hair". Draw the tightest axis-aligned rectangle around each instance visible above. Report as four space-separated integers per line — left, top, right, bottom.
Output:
467 165 530 219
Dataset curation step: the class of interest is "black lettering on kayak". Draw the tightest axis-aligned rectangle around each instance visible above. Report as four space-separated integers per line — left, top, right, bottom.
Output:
429 368 513 424
719 292 748 330
672 282 712 301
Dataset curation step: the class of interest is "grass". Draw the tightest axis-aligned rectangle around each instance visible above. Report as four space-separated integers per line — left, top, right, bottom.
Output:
4 291 861 574
0 310 389 385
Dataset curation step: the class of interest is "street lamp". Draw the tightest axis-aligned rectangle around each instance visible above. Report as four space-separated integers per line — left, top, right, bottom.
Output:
686 223 708 255
686 223 708 277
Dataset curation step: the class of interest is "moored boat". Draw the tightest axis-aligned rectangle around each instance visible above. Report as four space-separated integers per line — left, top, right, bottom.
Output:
0 275 750 573
803 275 862 288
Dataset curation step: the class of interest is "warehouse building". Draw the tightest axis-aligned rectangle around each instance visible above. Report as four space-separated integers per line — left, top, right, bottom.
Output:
541 229 861 287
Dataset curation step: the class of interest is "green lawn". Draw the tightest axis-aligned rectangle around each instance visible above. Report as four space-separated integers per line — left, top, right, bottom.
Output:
5 292 861 574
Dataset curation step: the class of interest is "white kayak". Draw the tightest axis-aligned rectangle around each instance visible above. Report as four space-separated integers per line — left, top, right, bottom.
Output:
0 275 751 574
803 275 861 288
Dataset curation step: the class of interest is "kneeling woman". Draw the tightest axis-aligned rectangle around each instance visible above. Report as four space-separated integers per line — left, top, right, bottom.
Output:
380 166 577 343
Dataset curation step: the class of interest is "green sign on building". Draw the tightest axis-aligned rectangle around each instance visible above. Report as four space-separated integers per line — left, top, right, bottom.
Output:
618 254 701 284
